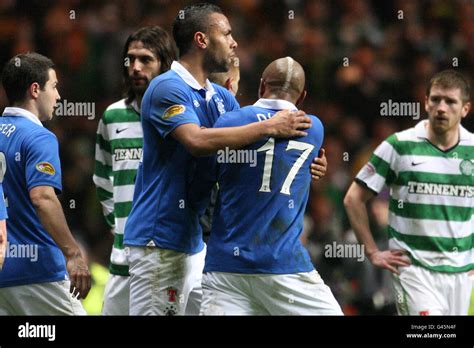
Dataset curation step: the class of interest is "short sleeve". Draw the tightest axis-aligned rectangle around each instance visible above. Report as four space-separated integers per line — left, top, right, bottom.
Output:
146 79 201 138
0 184 7 219
355 134 398 194
24 131 62 193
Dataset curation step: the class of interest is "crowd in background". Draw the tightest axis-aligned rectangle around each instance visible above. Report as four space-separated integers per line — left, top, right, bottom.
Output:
0 0 472 314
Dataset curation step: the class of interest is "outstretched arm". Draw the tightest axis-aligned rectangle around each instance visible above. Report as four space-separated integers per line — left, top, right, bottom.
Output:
172 110 311 157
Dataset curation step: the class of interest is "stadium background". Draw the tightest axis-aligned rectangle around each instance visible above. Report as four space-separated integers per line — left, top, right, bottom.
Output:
0 0 472 315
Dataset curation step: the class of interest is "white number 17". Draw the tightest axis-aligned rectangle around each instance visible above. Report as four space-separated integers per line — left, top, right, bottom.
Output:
256 138 314 195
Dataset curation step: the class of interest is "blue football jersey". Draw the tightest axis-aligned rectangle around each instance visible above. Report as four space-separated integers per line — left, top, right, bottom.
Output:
0 184 7 220
0 108 67 288
204 99 324 274
124 61 239 254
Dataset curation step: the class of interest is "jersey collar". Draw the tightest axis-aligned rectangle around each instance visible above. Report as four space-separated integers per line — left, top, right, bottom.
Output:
2 107 43 127
171 61 215 94
414 119 470 142
253 98 298 111
130 100 140 114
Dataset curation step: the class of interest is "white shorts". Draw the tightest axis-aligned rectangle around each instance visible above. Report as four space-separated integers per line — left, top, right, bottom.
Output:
0 280 86 315
200 270 343 315
128 244 206 316
392 265 472 315
102 274 130 315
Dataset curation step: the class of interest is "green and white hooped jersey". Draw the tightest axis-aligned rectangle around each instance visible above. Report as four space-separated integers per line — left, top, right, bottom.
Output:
356 120 474 273
93 99 143 276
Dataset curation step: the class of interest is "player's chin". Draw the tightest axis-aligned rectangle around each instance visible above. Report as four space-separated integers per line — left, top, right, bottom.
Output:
131 85 147 96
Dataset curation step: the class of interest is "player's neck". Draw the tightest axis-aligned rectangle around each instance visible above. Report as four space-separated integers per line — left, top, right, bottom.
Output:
11 101 41 120
426 122 460 150
179 57 207 88
261 92 297 105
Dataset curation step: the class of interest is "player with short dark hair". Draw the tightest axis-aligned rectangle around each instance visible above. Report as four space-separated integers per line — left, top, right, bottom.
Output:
124 3 313 316
199 57 343 315
344 69 473 315
0 52 90 315
93 26 177 315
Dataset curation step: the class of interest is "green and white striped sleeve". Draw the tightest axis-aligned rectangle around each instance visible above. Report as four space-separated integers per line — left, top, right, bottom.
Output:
93 117 115 228
356 134 399 194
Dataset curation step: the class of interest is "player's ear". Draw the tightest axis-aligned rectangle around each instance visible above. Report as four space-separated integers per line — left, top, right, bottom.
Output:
461 101 471 118
296 90 307 106
424 95 429 113
195 32 207 49
225 77 233 91
29 82 41 100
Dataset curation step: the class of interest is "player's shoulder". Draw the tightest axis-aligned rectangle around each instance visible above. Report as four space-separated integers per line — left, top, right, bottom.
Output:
381 124 419 152
460 125 474 144
307 114 323 131
103 99 131 116
22 123 57 147
144 71 192 105
393 127 417 142
105 99 128 112
102 99 138 123
150 70 186 92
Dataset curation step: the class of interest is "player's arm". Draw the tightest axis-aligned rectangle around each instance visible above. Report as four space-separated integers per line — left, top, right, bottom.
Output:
93 117 115 230
307 117 327 181
30 186 91 298
0 183 8 270
311 148 327 181
0 219 6 270
172 109 310 157
343 182 410 274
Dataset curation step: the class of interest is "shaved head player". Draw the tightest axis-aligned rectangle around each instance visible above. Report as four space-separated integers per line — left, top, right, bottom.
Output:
199 57 343 315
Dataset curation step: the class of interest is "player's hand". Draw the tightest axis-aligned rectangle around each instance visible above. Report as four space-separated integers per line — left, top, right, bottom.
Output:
311 148 327 181
0 221 6 270
267 109 311 138
66 252 91 299
369 250 411 275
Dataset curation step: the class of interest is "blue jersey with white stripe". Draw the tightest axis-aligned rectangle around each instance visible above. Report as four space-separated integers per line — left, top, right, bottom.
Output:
124 62 239 253
0 108 66 288
204 99 324 274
